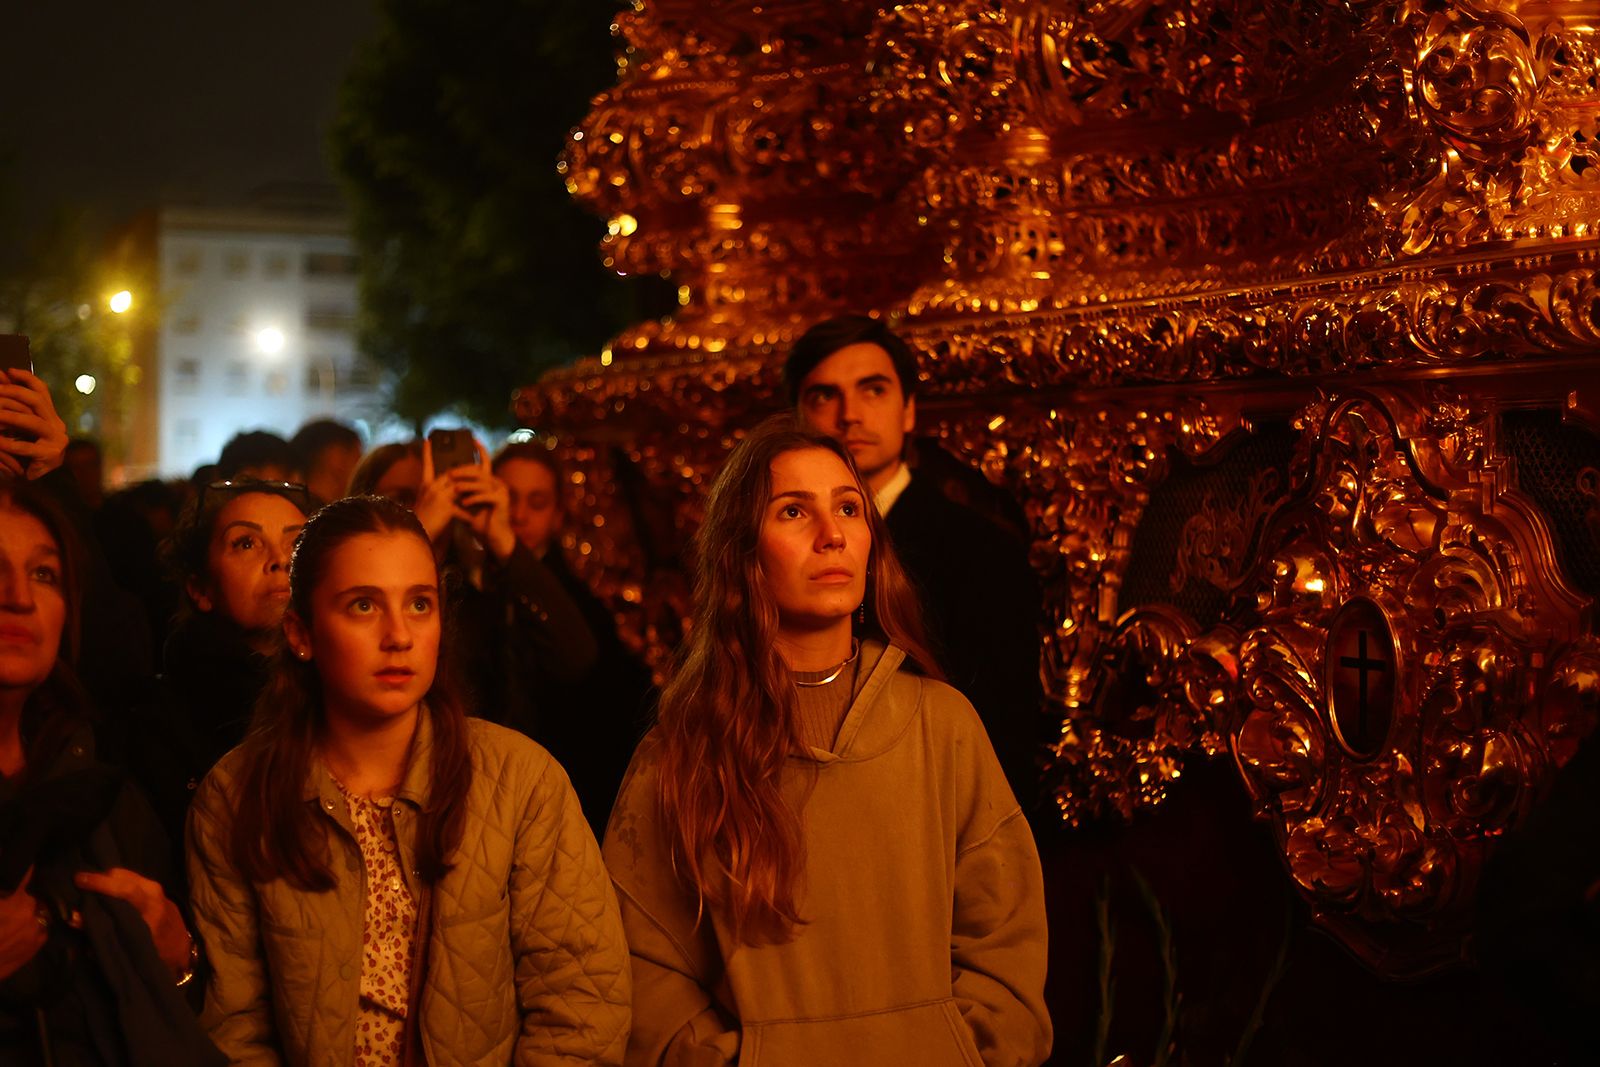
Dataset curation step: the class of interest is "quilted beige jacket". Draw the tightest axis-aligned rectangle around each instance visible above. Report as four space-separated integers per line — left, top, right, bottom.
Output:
187 712 631 1067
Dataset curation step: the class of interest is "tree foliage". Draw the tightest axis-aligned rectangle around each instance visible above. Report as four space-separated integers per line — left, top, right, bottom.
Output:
0 208 157 455
332 0 665 429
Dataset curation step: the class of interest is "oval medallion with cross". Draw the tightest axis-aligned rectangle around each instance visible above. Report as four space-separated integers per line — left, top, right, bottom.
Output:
1324 597 1397 760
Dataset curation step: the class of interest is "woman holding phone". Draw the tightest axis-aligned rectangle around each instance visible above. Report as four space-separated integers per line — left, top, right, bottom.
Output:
185 495 629 1066
352 432 599 752
605 417 1051 1067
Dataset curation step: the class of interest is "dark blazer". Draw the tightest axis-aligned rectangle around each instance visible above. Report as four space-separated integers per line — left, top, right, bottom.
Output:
881 474 1046 814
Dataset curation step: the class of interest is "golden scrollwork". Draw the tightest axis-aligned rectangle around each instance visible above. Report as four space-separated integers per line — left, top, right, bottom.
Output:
1229 387 1592 973
517 0 1600 970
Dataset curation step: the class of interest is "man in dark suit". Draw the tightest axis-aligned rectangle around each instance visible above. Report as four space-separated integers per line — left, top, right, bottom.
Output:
784 314 1047 813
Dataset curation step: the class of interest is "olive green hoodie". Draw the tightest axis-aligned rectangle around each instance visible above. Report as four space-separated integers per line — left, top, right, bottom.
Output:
604 643 1051 1067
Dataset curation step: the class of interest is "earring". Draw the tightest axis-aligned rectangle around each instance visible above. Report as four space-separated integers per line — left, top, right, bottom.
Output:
858 566 870 626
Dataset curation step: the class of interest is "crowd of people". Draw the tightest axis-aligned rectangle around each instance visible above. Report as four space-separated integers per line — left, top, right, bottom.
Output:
0 313 1055 1066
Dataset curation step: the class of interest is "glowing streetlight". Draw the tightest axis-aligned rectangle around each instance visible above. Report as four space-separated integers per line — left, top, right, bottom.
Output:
75 374 97 395
108 290 133 314
253 326 287 356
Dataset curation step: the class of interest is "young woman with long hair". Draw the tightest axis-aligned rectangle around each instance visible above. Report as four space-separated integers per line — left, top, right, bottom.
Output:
605 417 1051 1067
0 481 221 1067
185 495 629 1066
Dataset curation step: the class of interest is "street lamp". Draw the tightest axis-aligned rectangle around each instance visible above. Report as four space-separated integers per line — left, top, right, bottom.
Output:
254 326 286 356
108 290 133 314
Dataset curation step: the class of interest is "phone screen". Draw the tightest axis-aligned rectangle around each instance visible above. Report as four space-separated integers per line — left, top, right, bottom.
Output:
0 335 31 375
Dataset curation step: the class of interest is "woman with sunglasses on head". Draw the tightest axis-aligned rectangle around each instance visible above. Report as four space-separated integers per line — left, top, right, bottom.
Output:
605 417 1051 1067
111 480 309 853
0 480 222 1067
186 495 630 1066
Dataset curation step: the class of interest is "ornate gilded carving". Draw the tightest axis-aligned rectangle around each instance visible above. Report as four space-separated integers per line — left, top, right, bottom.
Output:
1357 0 1600 256
1229 388 1593 973
517 0 1600 972
1170 468 1283 595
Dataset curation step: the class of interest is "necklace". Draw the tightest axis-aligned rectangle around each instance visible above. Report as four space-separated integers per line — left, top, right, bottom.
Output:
793 639 861 687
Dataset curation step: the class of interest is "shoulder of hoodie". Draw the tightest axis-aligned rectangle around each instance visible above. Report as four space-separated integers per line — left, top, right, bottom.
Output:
881 666 992 745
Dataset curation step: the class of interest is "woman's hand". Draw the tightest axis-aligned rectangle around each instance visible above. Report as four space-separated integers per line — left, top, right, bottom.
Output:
0 369 69 480
415 439 463 544
76 868 193 976
451 443 516 562
0 867 48 981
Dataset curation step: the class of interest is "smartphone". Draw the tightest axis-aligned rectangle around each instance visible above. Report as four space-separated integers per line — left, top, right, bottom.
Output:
0 336 34 446
0 335 30 375
428 428 479 473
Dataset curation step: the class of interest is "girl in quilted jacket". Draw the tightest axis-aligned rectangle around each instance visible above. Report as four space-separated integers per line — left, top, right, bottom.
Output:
604 417 1052 1067
186 495 631 1067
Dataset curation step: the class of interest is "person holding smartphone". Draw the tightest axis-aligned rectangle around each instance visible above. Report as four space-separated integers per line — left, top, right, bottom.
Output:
351 431 600 753
0 346 149 704
0 340 69 483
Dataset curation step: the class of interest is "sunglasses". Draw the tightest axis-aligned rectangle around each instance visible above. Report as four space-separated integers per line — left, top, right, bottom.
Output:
198 479 313 515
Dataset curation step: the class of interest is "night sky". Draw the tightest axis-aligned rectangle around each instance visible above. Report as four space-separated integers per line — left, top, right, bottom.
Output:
1 1 378 256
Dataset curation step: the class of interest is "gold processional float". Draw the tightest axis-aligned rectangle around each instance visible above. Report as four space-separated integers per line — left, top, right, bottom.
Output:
515 0 1600 978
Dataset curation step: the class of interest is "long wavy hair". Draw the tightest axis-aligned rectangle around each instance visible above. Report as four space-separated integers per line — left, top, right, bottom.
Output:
229 495 473 891
655 415 940 944
0 482 90 777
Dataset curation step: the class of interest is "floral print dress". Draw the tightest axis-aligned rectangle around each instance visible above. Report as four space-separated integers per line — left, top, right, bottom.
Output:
334 777 419 1067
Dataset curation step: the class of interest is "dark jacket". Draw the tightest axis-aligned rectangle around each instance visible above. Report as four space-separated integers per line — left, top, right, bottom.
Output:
447 539 597 729
1477 729 1600 1057
0 720 223 1067
879 474 1046 815
528 552 655 835
106 612 267 856
449 541 651 835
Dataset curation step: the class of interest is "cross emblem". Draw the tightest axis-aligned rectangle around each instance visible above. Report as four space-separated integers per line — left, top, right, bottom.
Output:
1325 600 1397 759
1338 629 1387 746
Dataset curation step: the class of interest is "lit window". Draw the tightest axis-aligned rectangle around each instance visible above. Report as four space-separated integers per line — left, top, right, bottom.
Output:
173 358 201 394
306 358 336 393
306 305 355 332
304 252 359 276
347 357 380 389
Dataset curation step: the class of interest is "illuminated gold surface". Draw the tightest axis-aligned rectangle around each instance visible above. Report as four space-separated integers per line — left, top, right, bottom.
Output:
519 0 1600 973
1231 387 1592 974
